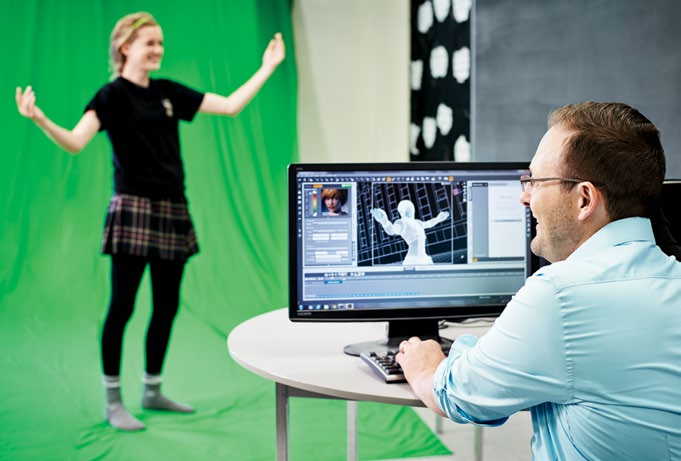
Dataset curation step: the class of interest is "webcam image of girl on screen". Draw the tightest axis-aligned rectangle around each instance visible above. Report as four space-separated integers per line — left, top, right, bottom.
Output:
356 181 467 266
321 188 350 217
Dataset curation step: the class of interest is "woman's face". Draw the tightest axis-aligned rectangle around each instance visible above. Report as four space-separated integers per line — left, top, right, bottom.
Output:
122 25 164 73
325 196 340 213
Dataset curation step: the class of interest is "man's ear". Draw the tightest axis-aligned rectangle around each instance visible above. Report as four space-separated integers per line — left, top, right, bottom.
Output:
576 182 603 222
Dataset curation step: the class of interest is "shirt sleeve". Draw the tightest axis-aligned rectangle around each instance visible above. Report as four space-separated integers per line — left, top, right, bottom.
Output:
160 79 205 122
433 275 571 425
84 84 112 131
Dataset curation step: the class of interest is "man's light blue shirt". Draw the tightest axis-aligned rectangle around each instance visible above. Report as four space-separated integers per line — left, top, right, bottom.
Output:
434 217 681 460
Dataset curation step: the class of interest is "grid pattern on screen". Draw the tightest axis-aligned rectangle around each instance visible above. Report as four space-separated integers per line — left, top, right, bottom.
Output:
356 181 468 266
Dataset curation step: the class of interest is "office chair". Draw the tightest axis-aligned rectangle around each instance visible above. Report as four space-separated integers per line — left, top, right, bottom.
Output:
651 180 681 260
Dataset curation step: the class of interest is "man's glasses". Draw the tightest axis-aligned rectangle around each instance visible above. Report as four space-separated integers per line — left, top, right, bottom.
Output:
519 174 586 193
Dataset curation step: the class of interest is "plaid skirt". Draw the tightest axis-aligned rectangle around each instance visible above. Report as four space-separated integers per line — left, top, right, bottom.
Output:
101 194 199 261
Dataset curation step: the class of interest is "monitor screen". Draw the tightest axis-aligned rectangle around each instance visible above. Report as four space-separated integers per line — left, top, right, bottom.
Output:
288 162 533 355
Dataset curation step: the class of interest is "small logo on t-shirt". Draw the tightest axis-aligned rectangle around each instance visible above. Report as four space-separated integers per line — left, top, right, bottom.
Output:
161 98 174 118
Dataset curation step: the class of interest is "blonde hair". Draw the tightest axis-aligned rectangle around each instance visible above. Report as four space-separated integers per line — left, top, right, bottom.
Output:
109 12 159 77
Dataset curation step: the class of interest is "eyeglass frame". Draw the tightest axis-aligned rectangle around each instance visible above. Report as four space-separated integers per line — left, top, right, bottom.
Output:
519 174 590 193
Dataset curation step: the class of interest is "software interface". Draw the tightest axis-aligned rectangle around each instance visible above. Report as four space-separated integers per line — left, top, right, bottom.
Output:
293 167 531 312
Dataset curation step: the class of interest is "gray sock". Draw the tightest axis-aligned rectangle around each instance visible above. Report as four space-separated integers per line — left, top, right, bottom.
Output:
141 373 194 413
103 375 145 431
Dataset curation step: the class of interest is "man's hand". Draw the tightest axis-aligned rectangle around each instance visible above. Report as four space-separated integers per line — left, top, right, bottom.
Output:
395 337 447 416
396 337 445 382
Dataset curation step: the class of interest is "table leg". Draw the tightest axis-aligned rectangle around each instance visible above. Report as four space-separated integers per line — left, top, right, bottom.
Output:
473 425 484 461
347 401 358 461
276 383 290 461
435 414 443 434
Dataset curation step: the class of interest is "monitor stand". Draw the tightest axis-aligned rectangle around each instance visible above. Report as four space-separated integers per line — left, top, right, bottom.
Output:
342 319 453 356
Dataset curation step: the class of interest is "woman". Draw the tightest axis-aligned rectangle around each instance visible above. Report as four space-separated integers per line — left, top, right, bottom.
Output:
322 188 348 216
15 11 285 431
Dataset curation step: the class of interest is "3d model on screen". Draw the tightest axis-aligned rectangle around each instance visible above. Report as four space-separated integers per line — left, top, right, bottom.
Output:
370 200 450 265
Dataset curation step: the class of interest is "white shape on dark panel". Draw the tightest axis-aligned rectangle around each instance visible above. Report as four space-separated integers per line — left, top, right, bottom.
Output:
452 0 472 23
423 117 437 149
437 104 453 135
411 60 424 91
430 46 448 78
452 46 471 83
433 0 451 22
417 1 434 33
410 123 422 155
454 134 472 162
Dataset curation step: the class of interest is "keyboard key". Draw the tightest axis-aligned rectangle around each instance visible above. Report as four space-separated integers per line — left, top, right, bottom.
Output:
359 344 451 383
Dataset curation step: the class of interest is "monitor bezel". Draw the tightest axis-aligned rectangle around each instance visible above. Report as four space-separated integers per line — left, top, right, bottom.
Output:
288 161 532 323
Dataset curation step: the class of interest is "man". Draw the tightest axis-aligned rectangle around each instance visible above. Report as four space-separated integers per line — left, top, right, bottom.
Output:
396 101 681 460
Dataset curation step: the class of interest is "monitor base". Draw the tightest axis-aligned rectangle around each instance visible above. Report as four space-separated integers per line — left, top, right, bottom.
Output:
343 319 453 356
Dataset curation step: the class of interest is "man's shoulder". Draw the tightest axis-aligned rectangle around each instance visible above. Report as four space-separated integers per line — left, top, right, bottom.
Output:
533 241 681 290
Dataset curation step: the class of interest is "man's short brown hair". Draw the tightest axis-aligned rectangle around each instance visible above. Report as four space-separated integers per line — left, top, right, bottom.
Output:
549 101 666 220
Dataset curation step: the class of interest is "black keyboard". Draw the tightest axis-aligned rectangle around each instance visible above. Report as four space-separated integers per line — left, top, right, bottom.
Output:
360 344 451 383
360 350 406 383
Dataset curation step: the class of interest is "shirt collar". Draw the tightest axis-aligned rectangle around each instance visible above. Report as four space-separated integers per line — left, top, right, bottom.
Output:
566 217 655 262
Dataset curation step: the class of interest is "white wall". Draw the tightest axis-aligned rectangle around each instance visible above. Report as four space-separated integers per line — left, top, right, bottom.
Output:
292 0 410 163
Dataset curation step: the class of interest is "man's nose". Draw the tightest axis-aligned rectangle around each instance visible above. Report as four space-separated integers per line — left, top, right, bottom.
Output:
519 189 530 207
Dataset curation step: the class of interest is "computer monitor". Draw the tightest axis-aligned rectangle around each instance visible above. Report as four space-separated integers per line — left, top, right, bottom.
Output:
651 180 681 260
288 162 533 356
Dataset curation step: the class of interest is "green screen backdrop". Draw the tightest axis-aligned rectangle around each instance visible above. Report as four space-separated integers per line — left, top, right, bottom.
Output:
1 1 450 459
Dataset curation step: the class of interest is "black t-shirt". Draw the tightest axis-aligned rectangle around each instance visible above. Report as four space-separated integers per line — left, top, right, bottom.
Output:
86 77 205 199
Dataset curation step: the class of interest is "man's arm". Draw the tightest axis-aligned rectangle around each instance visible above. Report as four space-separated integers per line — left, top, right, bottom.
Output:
398 277 570 424
395 338 447 416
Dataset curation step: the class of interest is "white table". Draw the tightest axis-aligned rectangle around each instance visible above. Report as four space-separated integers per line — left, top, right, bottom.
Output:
227 308 489 461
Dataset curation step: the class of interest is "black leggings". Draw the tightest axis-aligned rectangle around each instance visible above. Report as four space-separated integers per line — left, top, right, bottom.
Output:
101 255 186 376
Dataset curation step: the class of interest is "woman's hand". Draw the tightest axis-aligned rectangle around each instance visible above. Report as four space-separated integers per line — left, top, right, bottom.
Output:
199 33 286 117
16 86 46 123
262 33 285 71
15 86 100 154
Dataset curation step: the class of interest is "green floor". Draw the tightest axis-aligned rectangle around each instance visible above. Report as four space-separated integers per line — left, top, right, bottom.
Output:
0 274 451 461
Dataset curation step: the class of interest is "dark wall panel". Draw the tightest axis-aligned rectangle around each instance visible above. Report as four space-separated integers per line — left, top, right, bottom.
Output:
474 0 681 178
